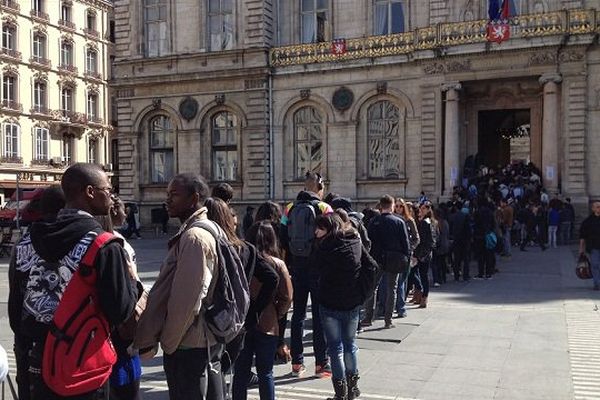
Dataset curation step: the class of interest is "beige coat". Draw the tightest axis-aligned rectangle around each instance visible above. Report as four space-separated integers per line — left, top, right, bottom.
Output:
134 207 218 355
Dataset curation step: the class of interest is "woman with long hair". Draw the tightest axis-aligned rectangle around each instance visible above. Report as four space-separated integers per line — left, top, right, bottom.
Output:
312 213 366 400
233 221 293 400
413 202 435 308
433 207 450 286
394 198 420 313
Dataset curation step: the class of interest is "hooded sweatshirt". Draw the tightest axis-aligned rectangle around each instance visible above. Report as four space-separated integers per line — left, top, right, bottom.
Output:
8 209 137 341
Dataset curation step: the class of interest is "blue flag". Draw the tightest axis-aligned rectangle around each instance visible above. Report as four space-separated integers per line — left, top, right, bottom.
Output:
488 0 501 20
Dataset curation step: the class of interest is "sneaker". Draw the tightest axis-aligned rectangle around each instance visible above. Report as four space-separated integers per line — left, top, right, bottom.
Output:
474 275 484 280
315 363 332 378
433 282 441 288
291 364 306 377
384 322 395 329
397 310 408 318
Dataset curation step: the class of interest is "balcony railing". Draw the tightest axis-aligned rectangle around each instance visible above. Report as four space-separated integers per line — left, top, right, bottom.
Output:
58 64 78 74
270 8 599 67
58 20 76 31
83 28 100 38
84 70 102 80
30 106 51 116
0 100 23 112
30 9 50 21
0 156 23 164
30 56 51 68
0 47 22 61
31 158 50 166
0 0 20 13
88 116 103 125
55 110 87 125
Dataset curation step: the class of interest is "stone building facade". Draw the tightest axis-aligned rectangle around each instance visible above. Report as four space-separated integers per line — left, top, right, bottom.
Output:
0 0 114 201
111 0 600 223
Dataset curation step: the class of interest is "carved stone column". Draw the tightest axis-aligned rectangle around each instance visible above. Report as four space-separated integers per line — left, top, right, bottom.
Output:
442 82 462 195
539 73 562 193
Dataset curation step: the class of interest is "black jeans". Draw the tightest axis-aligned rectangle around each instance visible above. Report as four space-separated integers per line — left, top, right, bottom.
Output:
452 243 470 280
364 270 399 324
163 346 224 400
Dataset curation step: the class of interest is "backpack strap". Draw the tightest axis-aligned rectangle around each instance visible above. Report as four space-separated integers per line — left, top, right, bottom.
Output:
80 232 119 268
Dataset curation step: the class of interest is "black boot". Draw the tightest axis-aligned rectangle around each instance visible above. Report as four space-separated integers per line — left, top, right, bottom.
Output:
346 373 361 400
326 379 347 400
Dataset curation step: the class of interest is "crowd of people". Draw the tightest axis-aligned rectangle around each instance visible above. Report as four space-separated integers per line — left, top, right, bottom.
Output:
6 161 596 400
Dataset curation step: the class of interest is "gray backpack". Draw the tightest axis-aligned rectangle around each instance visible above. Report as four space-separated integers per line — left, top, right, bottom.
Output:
287 200 319 257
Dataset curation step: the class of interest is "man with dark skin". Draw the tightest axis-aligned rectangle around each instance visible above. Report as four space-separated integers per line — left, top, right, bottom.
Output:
580 201 600 290
9 163 137 400
135 173 222 400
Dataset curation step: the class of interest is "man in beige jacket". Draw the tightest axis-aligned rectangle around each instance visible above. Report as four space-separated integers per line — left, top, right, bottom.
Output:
134 173 221 400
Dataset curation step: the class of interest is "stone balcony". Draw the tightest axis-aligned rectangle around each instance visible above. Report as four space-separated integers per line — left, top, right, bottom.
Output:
0 100 23 113
0 48 22 61
83 28 100 38
30 56 52 69
58 19 76 31
0 156 23 165
270 8 599 67
58 64 78 75
0 0 19 13
30 106 52 117
84 70 102 81
30 9 50 22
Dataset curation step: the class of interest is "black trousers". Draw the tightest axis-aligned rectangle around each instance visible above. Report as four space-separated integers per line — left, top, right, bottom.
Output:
452 243 470 280
163 346 224 400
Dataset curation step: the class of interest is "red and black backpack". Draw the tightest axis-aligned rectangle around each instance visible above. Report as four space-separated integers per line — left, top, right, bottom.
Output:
43 232 121 396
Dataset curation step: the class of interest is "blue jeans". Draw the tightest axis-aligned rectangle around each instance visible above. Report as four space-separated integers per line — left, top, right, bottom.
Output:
395 268 410 313
290 266 327 366
320 305 360 381
590 249 600 288
232 329 278 400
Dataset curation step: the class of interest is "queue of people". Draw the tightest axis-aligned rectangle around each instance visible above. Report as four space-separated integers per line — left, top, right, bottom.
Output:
6 162 599 400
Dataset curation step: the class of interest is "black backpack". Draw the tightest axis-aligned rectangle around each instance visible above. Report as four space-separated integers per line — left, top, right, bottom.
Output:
193 220 250 344
287 200 319 257
358 245 379 303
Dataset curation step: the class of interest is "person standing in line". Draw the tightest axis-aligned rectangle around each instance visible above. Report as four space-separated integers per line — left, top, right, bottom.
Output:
233 221 292 400
8 163 138 400
280 172 333 378
125 203 142 239
134 173 222 400
450 204 472 282
362 195 411 327
579 201 600 291
414 202 435 308
500 198 514 257
394 198 419 314
548 203 560 249
560 199 574 245
312 212 374 400
242 206 255 238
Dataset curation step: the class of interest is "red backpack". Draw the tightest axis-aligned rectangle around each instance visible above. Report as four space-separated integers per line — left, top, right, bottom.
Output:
43 232 122 396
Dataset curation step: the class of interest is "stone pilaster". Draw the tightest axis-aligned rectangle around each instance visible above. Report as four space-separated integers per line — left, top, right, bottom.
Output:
539 73 562 193
442 81 461 195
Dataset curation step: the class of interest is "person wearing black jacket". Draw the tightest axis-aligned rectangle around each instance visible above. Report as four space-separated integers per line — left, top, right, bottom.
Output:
312 212 373 400
8 163 138 400
362 195 411 328
414 202 435 308
450 205 472 281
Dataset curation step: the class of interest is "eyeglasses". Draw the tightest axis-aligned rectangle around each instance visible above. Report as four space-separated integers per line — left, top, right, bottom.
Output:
94 186 113 195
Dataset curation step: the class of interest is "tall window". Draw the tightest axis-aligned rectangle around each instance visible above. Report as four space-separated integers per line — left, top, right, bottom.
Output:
301 0 328 43
34 127 49 160
144 0 168 57
149 115 174 183
3 123 19 158
373 0 405 35
87 93 97 119
211 112 238 181
2 75 16 103
367 100 401 178
33 0 44 12
86 11 96 30
86 49 97 73
62 134 74 164
61 3 71 22
60 41 73 66
88 138 97 163
208 0 233 51
294 106 323 178
2 25 16 51
33 81 46 111
33 33 46 60
61 87 73 113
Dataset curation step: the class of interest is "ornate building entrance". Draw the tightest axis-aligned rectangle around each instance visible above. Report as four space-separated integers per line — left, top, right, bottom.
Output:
477 109 531 168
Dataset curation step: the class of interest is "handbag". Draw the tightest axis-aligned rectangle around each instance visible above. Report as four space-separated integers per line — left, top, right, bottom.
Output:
383 250 409 274
576 254 593 280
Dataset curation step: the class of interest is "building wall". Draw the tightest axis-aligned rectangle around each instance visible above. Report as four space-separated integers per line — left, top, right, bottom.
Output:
0 0 113 199
112 0 600 224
